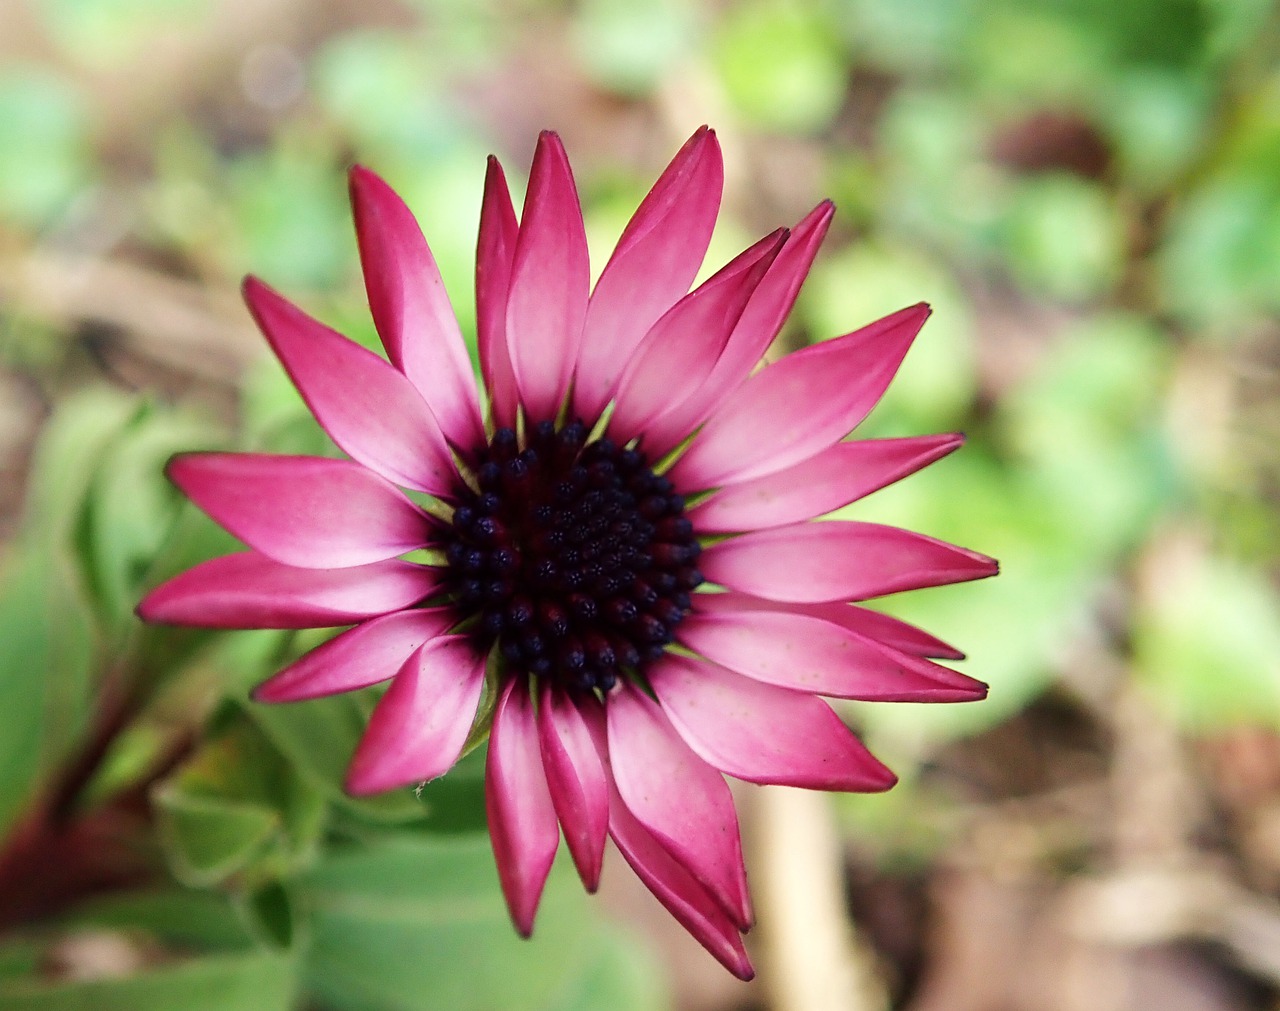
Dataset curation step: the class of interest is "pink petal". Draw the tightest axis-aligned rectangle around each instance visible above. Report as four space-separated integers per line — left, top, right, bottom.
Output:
573 126 724 420
344 635 487 794
253 608 456 702
168 452 436 569
836 605 966 660
670 303 930 490
607 685 752 928
608 787 755 981
641 201 834 457
536 685 609 891
579 704 754 980
137 551 440 629
476 155 521 429
486 679 559 937
696 591 963 659
606 229 785 442
649 654 897 791
678 606 986 702
243 277 456 495
691 434 964 533
505 132 589 422
350 166 484 449
700 520 999 603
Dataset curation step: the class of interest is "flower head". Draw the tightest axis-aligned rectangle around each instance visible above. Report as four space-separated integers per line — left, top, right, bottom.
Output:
139 127 997 979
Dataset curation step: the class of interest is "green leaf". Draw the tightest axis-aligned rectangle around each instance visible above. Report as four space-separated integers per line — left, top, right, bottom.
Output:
153 713 326 887
0 66 90 227
244 694 424 825
1135 552 1280 729
999 175 1124 303
0 949 296 1011
82 405 221 628
572 0 700 96
714 0 846 133
297 835 665 1011
153 786 281 886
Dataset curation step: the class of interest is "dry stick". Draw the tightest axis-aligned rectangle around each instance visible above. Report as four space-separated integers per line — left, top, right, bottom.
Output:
755 787 889 1011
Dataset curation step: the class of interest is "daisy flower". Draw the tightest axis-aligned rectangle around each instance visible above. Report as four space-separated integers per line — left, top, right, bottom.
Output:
139 127 997 980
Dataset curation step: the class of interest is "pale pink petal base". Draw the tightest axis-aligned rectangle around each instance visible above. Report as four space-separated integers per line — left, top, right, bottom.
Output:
505 132 589 422
690 434 964 533
345 635 487 794
242 277 456 495
487 680 559 936
649 654 897 791
678 606 985 702
137 551 440 629
537 686 609 891
574 126 724 420
607 685 752 928
254 608 456 702
169 452 435 568
671 303 931 489
700 520 998 603
350 166 484 448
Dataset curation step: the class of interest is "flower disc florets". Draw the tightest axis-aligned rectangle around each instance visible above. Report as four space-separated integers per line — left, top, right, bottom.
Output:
443 420 702 693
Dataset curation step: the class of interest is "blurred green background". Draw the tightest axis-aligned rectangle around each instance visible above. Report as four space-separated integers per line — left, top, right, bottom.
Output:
1 0 1279 1008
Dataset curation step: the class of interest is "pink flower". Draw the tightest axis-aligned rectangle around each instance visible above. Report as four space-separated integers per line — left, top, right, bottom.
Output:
139 128 996 979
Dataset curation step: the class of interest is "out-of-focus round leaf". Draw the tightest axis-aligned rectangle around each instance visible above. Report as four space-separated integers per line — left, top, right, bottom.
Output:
1135 550 1280 729
573 0 701 96
999 174 1124 303
713 0 846 133
0 67 90 229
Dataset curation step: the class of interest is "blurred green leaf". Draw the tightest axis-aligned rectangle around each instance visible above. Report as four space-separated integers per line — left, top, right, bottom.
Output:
0 66 90 227
714 0 846 133
82 405 220 629
572 0 700 95
298 836 666 1011
245 694 424 825
154 712 326 887
1136 550 1280 728
999 174 1124 303
0 948 296 1011
37 0 213 66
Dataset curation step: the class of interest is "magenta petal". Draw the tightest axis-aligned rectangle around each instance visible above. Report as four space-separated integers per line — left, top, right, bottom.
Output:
349 166 483 449
700 520 998 603
607 685 752 928
691 434 964 533
137 551 439 629
505 132 589 422
607 230 785 442
476 156 521 429
243 277 456 495
608 786 755 980
641 201 834 457
344 636 486 795
536 685 609 891
649 654 896 792
678 607 986 702
574 126 724 420
696 592 963 660
169 452 435 569
486 680 559 937
836 605 966 660
253 608 455 702
670 303 931 489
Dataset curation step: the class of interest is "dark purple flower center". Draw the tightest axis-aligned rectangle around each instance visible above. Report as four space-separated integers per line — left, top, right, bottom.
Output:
442 420 703 694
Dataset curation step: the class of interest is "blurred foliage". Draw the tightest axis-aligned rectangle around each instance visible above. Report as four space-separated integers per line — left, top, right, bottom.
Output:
1 0 1279 1007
